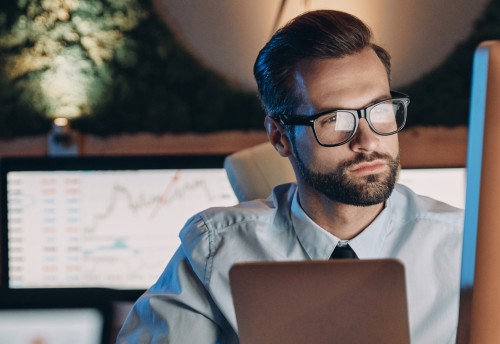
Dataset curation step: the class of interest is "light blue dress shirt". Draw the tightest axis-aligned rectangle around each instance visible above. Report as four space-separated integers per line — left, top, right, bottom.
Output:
117 183 463 344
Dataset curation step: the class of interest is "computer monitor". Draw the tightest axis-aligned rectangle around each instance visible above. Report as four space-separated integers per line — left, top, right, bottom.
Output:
0 288 113 344
458 40 500 342
398 167 466 209
0 155 238 297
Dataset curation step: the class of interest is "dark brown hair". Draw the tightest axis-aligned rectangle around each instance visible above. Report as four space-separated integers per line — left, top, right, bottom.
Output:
254 10 391 116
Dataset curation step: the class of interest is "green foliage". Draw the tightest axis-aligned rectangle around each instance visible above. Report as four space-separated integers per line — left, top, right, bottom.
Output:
0 0 264 138
401 0 500 127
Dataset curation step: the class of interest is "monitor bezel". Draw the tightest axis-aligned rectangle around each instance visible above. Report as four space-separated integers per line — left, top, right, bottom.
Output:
0 154 228 299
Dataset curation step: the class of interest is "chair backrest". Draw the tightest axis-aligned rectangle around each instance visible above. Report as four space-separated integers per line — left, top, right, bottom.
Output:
224 142 296 202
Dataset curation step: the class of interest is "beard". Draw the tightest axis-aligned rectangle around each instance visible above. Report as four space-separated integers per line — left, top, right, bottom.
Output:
294 147 400 207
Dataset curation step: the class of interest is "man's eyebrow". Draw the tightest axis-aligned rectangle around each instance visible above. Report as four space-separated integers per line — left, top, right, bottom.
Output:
366 93 392 106
319 93 392 112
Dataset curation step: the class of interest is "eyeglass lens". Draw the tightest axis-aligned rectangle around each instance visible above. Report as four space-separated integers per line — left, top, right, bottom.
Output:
313 100 406 145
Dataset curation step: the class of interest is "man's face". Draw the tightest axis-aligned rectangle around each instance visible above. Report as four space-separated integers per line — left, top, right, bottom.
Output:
288 47 400 206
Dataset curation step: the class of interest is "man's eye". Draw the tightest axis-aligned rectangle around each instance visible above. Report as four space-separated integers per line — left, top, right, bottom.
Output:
371 104 395 123
324 115 337 123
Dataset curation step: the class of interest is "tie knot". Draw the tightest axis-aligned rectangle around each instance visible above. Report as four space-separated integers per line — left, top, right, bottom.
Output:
330 243 358 259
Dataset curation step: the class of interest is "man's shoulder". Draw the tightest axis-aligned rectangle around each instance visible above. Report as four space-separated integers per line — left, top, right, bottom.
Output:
177 183 297 284
179 183 296 247
184 198 275 234
391 183 464 228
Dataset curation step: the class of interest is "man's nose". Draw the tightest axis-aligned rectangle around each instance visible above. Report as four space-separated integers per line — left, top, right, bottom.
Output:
348 119 380 152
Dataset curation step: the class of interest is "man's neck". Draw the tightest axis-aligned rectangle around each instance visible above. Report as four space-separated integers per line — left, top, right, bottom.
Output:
297 188 385 240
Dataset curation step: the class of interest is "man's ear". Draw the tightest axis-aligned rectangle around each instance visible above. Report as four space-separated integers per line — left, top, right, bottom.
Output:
264 116 293 157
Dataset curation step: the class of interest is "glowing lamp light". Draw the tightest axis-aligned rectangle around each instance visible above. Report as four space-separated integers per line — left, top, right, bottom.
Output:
53 117 69 127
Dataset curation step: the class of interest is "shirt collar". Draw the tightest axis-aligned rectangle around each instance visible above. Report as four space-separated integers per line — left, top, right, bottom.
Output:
290 189 390 260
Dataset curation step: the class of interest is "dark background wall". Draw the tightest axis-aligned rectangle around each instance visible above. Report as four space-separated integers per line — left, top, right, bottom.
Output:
0 0 497 139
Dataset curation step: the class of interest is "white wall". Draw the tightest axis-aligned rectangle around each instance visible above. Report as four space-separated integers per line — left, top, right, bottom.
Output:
154 0 490 90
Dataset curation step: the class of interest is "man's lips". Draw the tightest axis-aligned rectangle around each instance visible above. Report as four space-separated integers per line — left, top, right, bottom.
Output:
348 160 387 175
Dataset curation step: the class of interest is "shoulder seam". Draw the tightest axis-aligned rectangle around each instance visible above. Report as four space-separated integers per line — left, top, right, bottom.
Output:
200 216 215 286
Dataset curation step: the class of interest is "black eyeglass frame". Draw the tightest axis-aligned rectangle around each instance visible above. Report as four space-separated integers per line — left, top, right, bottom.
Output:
275 91 410 147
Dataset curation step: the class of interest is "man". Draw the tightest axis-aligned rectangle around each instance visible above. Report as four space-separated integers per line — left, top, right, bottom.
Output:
118 10 463 343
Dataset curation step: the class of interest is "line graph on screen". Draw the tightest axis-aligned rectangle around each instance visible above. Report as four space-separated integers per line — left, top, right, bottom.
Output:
6 168 237 289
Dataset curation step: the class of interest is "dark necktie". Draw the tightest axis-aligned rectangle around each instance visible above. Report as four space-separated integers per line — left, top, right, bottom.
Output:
330 243 358 259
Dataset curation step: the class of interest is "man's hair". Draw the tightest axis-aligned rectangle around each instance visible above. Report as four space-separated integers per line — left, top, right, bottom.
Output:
254 10 391 117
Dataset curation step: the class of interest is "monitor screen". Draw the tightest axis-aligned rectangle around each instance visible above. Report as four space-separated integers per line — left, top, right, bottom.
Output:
0 288 112 344
0 156 238 292
0 308 104 344
398 167 466 209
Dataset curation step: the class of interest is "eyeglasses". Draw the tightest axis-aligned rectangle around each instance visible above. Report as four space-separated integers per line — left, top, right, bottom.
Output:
276 91 410 147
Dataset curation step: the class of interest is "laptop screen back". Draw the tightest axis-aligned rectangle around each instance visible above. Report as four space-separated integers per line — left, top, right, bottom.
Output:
230 259 410 344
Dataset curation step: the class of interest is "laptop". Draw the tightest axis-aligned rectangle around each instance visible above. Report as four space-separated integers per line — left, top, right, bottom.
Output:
0 288 113 344
229 259 410 344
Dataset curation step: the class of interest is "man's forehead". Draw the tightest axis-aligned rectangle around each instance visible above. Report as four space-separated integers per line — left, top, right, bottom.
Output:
291 49 390 112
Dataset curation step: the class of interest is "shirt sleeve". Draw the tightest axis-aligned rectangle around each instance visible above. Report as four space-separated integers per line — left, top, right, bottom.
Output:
116 228 236 343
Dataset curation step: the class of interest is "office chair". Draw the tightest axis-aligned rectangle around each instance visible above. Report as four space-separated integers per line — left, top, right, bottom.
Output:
224 142 296 202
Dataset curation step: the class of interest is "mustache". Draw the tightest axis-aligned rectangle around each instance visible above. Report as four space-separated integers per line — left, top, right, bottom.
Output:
340 152 394 170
